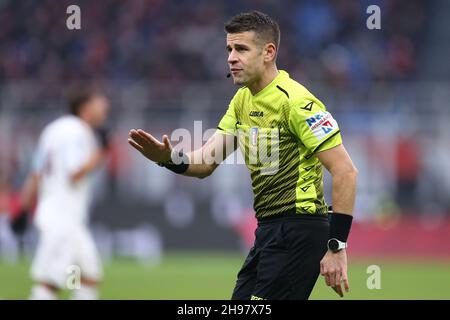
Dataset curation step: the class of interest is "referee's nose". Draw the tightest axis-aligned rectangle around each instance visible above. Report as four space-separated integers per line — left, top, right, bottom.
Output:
228 49 239 65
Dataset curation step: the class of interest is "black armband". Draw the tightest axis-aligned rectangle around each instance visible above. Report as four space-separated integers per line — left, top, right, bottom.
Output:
158 150 189 174
329 212 353 242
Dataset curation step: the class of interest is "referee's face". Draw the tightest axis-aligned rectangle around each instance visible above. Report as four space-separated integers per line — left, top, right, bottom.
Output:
226 31 266 86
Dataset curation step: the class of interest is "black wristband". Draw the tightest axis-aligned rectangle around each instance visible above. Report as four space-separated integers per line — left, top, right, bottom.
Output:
158 150 189 174
329 212 353 242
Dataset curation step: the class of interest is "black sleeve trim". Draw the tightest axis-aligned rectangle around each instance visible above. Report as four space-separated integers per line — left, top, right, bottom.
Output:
312 130 340 153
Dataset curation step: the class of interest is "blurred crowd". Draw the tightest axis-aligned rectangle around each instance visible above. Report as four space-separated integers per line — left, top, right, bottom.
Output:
1 0 449 235
0 0 427 91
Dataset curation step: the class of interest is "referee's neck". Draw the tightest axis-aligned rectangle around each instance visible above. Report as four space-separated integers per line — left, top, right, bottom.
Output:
248 65 279 96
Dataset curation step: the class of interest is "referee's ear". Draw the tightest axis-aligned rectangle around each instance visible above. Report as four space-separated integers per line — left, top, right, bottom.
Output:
263 42 277 63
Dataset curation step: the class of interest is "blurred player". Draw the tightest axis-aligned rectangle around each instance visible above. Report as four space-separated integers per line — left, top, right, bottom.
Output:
13 87 110 300
128 11 357 299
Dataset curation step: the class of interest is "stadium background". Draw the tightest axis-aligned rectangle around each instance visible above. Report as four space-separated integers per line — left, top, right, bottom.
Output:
1 0 450 299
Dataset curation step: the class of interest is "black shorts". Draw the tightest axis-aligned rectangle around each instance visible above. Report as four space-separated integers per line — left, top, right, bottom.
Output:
231 214 329 300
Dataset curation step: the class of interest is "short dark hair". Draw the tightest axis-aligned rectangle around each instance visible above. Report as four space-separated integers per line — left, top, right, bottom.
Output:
224 11 280 50
66 85 100 116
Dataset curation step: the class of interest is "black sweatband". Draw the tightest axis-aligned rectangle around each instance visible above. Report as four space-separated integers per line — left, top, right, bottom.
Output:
158 150 189 174
329 212 353 242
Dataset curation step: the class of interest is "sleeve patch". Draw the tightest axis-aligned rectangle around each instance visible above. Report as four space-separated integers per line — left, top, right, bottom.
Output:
305 111 339 140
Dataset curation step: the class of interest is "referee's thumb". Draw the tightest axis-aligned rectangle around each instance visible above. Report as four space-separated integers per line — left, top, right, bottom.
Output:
162 135 172 149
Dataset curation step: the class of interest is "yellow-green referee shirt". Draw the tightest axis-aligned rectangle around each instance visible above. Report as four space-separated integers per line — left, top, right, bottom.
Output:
217 70 342 219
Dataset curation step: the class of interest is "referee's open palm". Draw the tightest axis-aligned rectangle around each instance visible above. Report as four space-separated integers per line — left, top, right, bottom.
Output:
128 129 172 164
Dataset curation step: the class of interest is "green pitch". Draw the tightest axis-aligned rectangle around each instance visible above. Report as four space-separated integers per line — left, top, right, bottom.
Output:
1 252 449 300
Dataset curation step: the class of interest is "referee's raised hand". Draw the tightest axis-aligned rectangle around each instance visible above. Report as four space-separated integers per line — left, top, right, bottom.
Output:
128 129 172 164
320 249 350 298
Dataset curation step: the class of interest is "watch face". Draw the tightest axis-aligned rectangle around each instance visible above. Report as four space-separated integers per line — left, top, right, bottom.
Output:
328 239 339 251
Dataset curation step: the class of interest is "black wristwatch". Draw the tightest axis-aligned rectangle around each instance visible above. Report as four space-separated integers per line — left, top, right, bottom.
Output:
327 238 347 253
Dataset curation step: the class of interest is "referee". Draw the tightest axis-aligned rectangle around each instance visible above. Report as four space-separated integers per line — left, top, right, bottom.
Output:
128 11 358 300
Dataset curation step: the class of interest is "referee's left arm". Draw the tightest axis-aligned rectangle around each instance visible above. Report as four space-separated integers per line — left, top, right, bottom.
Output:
317 144 358 215
317 143 358 297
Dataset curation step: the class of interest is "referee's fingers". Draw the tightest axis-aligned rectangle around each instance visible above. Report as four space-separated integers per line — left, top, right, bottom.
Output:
130 130 150 147
162 135 172 150
333 285 344 298
138 129 162 146
324 273 331 286
334 271 344 297
334 270 342 288
342 272 350 292
128 138 144 153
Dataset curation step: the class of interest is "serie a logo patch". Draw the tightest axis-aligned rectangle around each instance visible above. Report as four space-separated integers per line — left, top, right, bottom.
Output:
251 127 258 146
305 111 338 140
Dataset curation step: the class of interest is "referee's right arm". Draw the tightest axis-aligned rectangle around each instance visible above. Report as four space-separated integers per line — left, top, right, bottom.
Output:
183 131 237 179
128 129 236 179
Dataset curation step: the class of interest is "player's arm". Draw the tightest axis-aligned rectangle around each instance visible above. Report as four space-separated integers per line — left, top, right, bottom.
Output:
70 129 110 183
316 143 358 298
128 129 237 179
10 158 42 236
10 135 46 236
20 172 40 210
70 149 106 183
10 172 40 236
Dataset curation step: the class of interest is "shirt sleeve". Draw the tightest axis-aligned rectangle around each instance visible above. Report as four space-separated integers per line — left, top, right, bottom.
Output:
64 132 91 175
288 97 342 153
32 139 45 174
216 95 238 136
